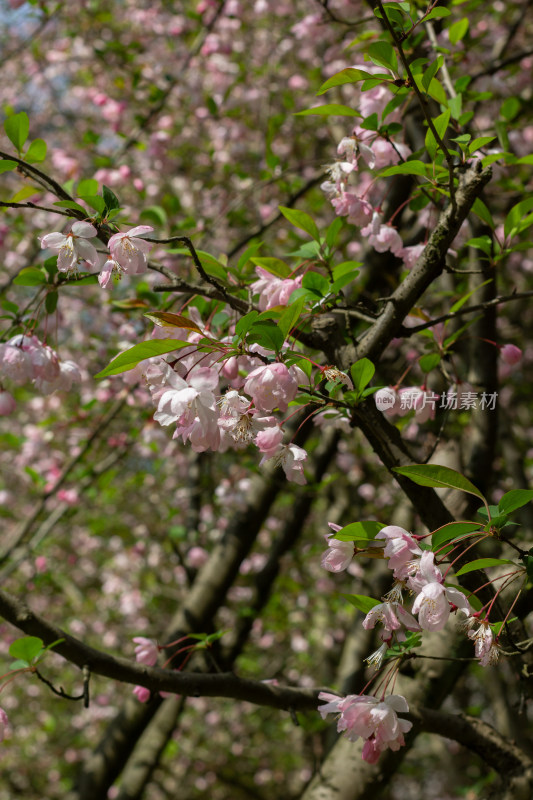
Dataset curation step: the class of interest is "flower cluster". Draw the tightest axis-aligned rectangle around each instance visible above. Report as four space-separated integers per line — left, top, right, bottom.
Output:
40 222 154 287
318 692 412 763
317 520 508 761
143 312 309 483
322 523 498 666
0 335 82 413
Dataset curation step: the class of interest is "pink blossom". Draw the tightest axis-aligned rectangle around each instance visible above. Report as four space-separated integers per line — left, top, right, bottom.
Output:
411 563 470 632
374 387 400 416
40 221 99 273
500 344 522 365
186 546 209 568
407 550 442 594
255 425 284 457
0 344 32 385
133 637 159 666
108 226 154 274
34 360 82 395
375 525 422 579
318 692 412 759
250 267 303 311
244 363 300 413
132 685 151 703
467 620 499 666
362 601 420 637
321 523 354 573
397 386 437 423
260 441 308 484
153 367 221 452
0 391 15 415
400 243 425 270
330 192 372 225
362 213 403 255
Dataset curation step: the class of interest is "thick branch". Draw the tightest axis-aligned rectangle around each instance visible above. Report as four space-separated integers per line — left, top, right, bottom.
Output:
0 587 321 712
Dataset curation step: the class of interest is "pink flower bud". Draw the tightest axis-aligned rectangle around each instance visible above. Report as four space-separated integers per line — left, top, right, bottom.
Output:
132 685 151 703
133 637 159 666
500 344 522 365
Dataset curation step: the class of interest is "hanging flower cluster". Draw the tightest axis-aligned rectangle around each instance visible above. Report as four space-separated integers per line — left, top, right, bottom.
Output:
0 334 82 414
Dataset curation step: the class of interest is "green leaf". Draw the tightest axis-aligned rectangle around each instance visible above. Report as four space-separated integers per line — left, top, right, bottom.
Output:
330 272 360 294
425 7 450 19
393 464 485 501
10 659 31 670
102 184 120 211
94 339 191 378
419 353 441 373
79 195 106 214
367 41 398 74
341 594 380 614
9 636 44 663
77 178 99 196
279 206 320 242
350 358 375 392
295 104 361 117
234 311 259 339
237 241 263 273
332 261 362 281
360 112 379 131
325 217 343 250
380 160 429 177
521 550 533 582
467 136 496 155
246 320 284 353
448 93 463 121
333 520 385 542
317 68 388 95
465 236 493 257
455 558 515 577
0 159 18 174
139 205 167 228
450 278 492 313
4 111 30 151
144 311 202 332
278 297 305 339
449 17 469 45
425 109 450 159
302 271 329 295
413 74 447 104
471 198 494 229
13 267 46 286
504 197 533 240
289 287 322 305
66 273 99 286
53 200 89 215
498 489 533 515
251 257 290 278
45 291 58 315
25 138 47 163
432 521 482 549
11 185 40 202
500 97 520 122
422 57 443 92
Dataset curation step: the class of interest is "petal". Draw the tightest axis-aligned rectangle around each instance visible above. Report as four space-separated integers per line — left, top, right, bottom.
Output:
98 260 114 288
71 221 97 238
127 225 154 237
40 232 67 249
76 240 100 267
